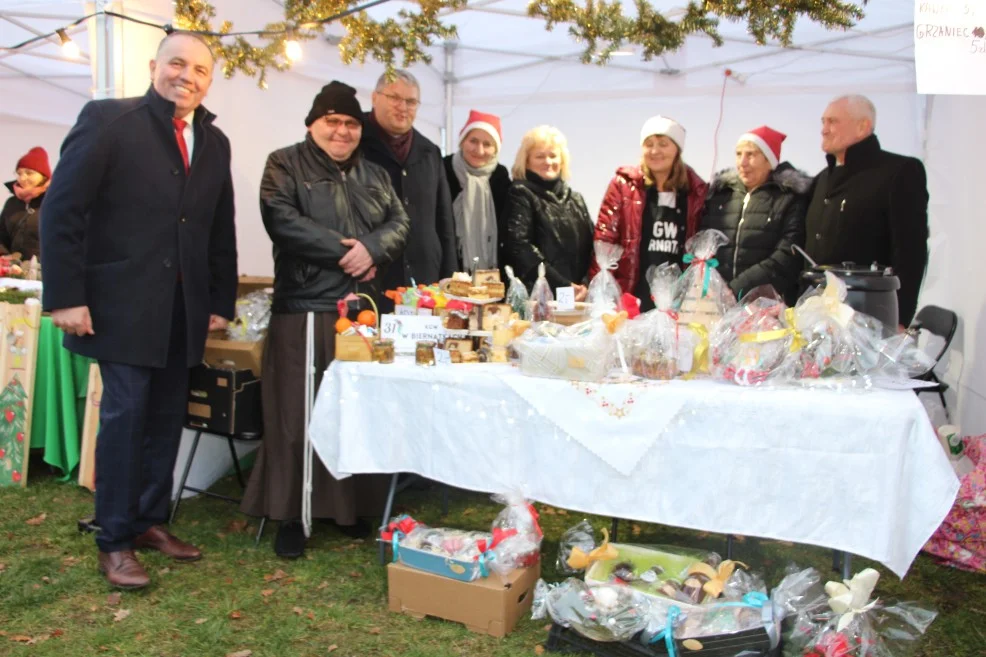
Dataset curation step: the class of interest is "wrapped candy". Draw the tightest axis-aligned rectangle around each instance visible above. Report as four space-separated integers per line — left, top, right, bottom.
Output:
226 289 272 341
587 241 624 316
782 568 937 657
504 265 530 320
625 263 681 380
711 289 797 386
532 578 652 642
528 262 554 323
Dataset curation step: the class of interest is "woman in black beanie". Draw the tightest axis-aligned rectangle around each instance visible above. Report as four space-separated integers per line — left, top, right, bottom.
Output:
240 81 410 558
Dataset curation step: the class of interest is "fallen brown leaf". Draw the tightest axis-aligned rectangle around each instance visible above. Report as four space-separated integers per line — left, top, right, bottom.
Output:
543 624 552 632
10 635 34 644
41 576 51 583
292 607 304 616
534 645 546 655
316 581 329 590
306 612 315 621
225 651 253 657
0 631 6 636
89 605 98 612
112 609 131 622
263 569 288 582
0 563 6 571
226 519 249 534
25 513 47 526
368 627 381 635
461 508 476 516
158 567 171 575
51 629 65 638
32 583 40 590
261 589 274 598
327 645 338 653
541 507 556 516
348 571 362 579
229 610 243 620
631 524 642 537
556 509 568 515
194 618 207 625
106 592 121 606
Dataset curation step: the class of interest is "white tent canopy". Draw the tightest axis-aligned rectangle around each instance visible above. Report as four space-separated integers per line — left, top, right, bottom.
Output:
1 0 984 435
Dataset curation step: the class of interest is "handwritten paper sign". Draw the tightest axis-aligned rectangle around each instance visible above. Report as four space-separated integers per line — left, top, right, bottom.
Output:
915 0 986 94
380 314 445 353
556 286 576 312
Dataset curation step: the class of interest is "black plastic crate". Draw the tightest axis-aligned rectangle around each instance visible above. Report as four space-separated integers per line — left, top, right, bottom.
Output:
544 622 779 657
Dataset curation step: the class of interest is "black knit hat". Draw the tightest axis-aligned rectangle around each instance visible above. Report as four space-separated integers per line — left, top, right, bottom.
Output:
304 80 363 127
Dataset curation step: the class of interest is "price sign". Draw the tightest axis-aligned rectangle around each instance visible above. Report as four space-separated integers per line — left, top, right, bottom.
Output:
380 314 446 353
556 286 576 312
915 0 986 94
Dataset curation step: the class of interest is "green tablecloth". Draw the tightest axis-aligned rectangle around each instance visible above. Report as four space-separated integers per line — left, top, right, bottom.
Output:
30 316 94 479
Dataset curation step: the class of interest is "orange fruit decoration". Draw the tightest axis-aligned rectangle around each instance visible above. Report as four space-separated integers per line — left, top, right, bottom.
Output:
335 317 353 334
356 310 377 327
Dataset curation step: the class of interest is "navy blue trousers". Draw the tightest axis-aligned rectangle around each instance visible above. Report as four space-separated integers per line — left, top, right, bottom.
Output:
94 285 189 553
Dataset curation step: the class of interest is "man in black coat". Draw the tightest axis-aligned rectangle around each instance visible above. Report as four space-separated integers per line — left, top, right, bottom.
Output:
360 70 456 306
40 32 238 589
805 95 929 326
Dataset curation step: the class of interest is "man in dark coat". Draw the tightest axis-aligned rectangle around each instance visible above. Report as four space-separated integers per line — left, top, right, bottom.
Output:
360 70 456 305
805 95 929 326
40 31 238 589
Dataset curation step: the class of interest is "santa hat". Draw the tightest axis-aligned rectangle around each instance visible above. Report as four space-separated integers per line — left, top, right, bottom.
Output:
640 115 686 151
459 110 502 152
16 146 51 180
737 126 786 169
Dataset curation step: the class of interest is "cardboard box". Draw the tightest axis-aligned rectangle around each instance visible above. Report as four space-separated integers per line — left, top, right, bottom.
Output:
387 561 539 637
78 363 102 491
186 364 261 436
0 300 42 487
203 275 273 376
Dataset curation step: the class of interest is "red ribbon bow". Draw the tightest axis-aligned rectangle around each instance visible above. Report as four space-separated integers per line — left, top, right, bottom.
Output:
379 515 419 542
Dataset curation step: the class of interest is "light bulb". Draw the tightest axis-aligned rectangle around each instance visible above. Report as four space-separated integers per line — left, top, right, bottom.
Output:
285 39 302 62
57 29 79 59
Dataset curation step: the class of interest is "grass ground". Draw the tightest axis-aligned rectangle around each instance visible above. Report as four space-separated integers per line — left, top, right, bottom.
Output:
1 460 984 657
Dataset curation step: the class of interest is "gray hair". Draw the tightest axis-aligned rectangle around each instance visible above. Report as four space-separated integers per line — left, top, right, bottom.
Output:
375 69 419 93
157 30 215 62
833 94 876 130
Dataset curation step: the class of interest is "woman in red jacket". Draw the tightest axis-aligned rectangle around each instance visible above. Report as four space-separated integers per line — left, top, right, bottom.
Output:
589 116 708 311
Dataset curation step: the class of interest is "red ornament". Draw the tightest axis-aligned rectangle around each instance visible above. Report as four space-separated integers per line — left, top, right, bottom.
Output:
16 432 24 443
12 471 21 482
4 409 13 423
0 448 5 458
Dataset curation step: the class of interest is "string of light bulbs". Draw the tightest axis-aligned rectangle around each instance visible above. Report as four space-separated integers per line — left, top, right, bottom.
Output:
1 0 392 63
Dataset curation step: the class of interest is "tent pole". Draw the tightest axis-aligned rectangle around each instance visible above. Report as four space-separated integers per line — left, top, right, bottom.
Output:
442 41 456 156
91 0 119 99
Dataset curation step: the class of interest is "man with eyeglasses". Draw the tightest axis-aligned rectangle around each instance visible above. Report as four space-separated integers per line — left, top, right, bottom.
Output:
361 70 457 305
241 80 409 559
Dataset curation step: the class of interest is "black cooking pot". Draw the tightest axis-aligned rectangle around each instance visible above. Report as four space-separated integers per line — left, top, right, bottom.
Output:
801 262 900 328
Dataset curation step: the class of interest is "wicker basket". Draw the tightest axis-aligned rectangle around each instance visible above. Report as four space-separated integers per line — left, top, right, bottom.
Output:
334 293 379 362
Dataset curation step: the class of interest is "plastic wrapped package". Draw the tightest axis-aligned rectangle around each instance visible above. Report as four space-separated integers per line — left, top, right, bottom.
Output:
226 289 272 341
711 293 796 386
486 493 543 575
528 262 555 322
556 520 599 574
625 263 681 379
674 229 736 327
532 578 652 642
513 319 616 382
504 265 530 319
587 241 624 316
782 568 937 657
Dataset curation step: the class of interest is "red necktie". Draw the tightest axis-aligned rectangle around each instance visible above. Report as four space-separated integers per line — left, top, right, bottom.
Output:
172 117 190 173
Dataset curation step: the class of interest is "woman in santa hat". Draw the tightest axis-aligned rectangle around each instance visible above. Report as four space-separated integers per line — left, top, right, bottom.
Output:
589 116 708 312
443 110 512 273
1 146 51 262
701 126 809 303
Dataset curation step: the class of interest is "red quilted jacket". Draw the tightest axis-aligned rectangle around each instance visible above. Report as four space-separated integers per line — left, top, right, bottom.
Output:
588 164 708 294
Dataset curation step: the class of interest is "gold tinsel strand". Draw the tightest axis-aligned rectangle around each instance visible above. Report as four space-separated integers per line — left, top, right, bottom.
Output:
171 0 865 86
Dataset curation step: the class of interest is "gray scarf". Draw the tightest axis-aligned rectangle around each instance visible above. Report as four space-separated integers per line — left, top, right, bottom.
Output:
451 151 498 270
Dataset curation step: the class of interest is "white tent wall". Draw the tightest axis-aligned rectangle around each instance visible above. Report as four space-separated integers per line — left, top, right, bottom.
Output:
0 114 67 181
922 95 986 436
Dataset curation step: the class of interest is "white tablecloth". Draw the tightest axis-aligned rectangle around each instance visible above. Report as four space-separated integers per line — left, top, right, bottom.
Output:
308 360 959 577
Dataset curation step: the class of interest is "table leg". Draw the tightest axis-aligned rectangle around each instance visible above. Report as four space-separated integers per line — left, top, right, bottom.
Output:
378 473 400 565
841 552 853 580
610 517 619 542
726 534 735 560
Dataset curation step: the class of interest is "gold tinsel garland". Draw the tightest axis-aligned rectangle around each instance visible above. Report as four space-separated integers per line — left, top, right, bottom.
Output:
173 0 866 87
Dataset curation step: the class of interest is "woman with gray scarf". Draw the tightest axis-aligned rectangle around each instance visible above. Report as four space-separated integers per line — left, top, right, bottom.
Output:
443 110 511 273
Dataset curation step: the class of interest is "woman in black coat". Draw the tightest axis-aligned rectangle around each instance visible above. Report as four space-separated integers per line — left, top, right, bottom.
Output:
1 146 51 262
443 109 511 273
503 125 593 298
701 126 809 302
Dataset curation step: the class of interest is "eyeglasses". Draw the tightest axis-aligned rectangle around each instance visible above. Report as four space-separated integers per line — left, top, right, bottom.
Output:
323 116 361 130
379 92 420 109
